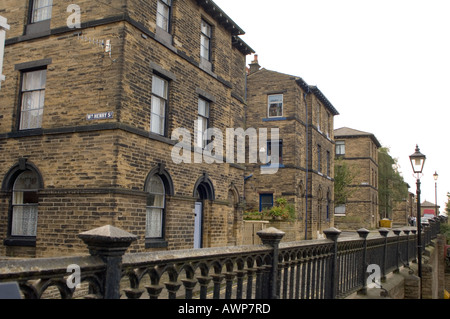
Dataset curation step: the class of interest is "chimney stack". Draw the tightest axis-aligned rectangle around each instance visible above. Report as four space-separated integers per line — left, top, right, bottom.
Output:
248 54 261 75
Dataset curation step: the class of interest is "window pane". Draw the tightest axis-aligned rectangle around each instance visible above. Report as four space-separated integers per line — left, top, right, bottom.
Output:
201 20 211 37
11 171 39 237
21 91 44 111
151 96 165 116
200 37 210 59
196 117 208 148
13 170 39 190
152 76 167 99
268 104 282 117
32 0 53 23
156 1 170 31
146 175 165 195
336 141 345 155
260 194 273 211
198 99 209 117
22 70 46 91
20 108 43 130
147 194 164 208
146 208 163 238
12 206 38 236
145 175 165 239
20 70 46 130
268 95 283 103
151 96 166 135
268 94 283 117
150 115 164 135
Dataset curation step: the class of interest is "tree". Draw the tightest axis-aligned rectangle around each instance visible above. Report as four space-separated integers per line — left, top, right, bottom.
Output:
378 147 408 219
334 158 358 206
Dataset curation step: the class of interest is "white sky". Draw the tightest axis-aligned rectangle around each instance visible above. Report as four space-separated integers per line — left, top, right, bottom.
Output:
214 0 450 213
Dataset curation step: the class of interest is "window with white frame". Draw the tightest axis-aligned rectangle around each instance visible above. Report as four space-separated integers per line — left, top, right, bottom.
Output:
196 98 210 148
11 170 39 237
336 141 345 156
20 69 46 130
200 20 212 61
151 75 168 136
156 0 171 32
31 0 53 23
268 94 283 117
145 175 165 239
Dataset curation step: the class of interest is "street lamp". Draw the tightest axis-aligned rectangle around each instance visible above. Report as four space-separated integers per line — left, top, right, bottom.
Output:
433 171 439 217
409 145 426 284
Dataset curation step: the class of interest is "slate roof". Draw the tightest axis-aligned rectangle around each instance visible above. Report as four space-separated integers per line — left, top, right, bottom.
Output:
334 127 382 148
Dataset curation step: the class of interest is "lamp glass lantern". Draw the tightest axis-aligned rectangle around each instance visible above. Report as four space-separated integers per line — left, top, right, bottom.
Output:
409 145 426 175
433 171 439 181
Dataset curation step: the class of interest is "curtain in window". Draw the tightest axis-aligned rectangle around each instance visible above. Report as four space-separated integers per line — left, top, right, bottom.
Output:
145 175 165 238
20 69 46 130
32 0 53 23
11 171 39 236
200 20 211 60
151 76 167 135
156 0 171 31
151 95 166 135
196 98 209 148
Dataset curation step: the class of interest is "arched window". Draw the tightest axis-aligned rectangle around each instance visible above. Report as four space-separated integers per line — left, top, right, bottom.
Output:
11 170 39 237
145 174 165 239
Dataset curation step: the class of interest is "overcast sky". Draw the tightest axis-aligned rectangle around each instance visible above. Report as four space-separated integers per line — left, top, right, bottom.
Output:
214 0 450 213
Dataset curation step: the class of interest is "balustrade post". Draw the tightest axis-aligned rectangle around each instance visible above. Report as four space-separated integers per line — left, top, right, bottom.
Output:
423 224 430 246
356 228 369 295
393 229 401 273
323 227 341 299
379 228 389 282
403 229 410 265
257 227 285 299
78 225 137 299
429 219 436 240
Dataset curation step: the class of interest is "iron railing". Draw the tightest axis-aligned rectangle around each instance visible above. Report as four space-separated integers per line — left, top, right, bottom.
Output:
0 216 445 299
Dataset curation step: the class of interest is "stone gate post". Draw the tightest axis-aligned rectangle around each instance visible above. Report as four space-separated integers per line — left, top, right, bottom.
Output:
79 225 137 299
257 227 285 299
323 227 341 299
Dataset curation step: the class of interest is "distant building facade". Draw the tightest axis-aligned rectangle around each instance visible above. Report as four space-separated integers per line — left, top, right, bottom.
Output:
334 127 381 230
245 56 339 240
0 0 253 257
421 200 440 217
392 191 416 226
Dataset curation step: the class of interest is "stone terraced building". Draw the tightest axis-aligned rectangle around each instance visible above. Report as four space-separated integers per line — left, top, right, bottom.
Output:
0 0 253 257
244 56 339 240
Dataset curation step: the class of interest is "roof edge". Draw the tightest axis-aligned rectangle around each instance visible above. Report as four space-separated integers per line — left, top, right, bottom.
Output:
197 0 246 35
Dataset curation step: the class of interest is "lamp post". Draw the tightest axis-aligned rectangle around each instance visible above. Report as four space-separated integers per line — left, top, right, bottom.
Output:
409 145 426 284
433 171 438 217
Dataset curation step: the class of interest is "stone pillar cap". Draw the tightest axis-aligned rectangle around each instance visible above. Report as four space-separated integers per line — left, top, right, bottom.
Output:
357 228 370 238
378 228 390 236
257 227 285 245
78 225 138 244
323 227 342 241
